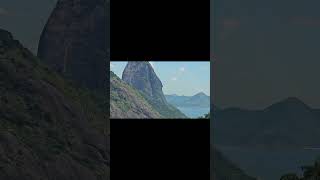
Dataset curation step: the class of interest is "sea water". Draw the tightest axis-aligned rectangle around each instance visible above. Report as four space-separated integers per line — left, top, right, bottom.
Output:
177 106 210 118
216 145 320 180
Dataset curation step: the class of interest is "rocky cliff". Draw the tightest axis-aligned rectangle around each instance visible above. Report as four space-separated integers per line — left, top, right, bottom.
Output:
0 29 109 180
122 61 187 118
37 0 109 91
110 71 162 119
122 61 167 104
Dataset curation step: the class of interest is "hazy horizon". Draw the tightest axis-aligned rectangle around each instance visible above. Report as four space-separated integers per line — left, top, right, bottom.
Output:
212 0 320 109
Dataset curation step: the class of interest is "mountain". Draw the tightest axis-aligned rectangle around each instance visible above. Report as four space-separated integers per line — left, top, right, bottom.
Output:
212 147 256 180
0 29 109 180
110 71 162 119
165 92 210 108
122 61 187 118
122 61 167 104
213 97 320 148
38 0 109 91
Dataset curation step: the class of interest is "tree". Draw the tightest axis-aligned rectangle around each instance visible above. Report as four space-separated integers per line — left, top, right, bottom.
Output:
280 173 299 180
301 160 320 179
198 112 210 119
279 158 320 180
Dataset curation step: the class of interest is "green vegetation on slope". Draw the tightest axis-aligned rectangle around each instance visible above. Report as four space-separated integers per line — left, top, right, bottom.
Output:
121 61 187 119
0 29 109 180
143 95 188 118
110 71 162 118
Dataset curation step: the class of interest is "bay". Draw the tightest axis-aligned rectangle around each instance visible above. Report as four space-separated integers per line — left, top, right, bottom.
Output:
216 145 320 180
176 106 210 118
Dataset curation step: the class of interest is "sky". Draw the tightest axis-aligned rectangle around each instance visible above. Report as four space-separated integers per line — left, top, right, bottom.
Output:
212 0 320 109
3 0 320 108
111 61 211 96
0 0 57 53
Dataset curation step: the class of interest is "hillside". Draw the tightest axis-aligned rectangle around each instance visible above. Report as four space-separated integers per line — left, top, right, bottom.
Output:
122 61 187 118
213 97 320 148
212 147 256 180
110 71 162 118
0 29 109 180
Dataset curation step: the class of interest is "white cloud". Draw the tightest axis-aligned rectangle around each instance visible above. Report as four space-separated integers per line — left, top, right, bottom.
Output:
171 77 177 81
110 63 115 68
179 67 185 72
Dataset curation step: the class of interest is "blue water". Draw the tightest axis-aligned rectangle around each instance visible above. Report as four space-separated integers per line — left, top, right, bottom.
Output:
216 145 320 180
177 106 210 118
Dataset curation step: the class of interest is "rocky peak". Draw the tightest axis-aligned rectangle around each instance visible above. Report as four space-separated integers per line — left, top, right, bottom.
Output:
37 0 109 91
265 97 311 112
0 29 13 42
122 61 167 104
0 30 21 50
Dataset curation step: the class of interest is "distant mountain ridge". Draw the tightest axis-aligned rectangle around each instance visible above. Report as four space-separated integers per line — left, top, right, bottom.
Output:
165 92 210 108
213 97 320 148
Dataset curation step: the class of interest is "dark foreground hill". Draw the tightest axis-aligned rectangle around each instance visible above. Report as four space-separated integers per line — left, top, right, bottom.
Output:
110 71 162 118
212 147 256 180
0 29 109 180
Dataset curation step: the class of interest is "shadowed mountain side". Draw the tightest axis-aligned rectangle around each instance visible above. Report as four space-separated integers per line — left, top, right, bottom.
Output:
0 29 109 180
212 147 256 180
38 0 109 91
122 61 187 118
110 71 162 119
213 97 320 148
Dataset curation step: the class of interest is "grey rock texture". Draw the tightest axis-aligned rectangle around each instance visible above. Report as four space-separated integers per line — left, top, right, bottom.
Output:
38 0 109 91
122 61 167 104
122 61 187 118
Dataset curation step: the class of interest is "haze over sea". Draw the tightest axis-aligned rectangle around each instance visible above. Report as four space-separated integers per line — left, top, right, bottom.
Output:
217 145 320 180
177 106 210 118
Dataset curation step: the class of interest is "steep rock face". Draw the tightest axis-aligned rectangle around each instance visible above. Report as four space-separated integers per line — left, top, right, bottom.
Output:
38 0 109 91
122 61 167 104
0 29 109 180
122 61 186 118
110 71 162 119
